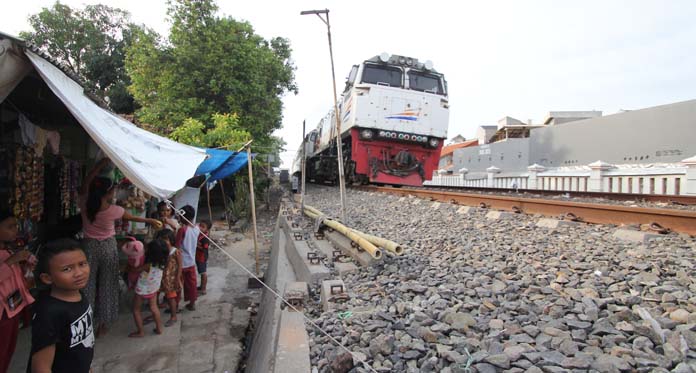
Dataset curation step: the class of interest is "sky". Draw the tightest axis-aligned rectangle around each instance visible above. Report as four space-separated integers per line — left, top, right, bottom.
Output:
3 1 696 167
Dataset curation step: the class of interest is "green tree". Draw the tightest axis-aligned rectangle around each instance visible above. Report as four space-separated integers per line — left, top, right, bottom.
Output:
21 2 144 113
170 113 251 148
126 0 297 142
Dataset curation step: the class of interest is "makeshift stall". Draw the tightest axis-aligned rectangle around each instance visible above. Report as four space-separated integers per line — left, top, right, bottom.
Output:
1 33 216 247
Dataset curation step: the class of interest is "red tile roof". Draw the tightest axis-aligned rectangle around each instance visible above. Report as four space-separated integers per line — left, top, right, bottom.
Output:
440 139 478 158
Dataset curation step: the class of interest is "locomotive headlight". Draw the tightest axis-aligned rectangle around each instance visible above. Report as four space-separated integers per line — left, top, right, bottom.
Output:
428 138 440 148
360 129 374 140
379 130 386 137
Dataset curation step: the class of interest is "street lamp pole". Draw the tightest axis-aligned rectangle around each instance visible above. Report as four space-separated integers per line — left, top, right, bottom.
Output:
300 8 347 222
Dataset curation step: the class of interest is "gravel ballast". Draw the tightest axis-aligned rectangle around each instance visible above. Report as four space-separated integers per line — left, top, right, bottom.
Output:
300 186 696 373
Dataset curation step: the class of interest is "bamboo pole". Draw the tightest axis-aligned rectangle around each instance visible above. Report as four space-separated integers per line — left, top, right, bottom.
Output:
247 145 260 275
350 229 404 256
303 208 382 260
303 204 404 256
206 183 213 222
219 179 230 229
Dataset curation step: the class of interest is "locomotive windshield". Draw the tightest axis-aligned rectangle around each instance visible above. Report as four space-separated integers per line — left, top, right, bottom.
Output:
361 64 403 87
408 70 444 95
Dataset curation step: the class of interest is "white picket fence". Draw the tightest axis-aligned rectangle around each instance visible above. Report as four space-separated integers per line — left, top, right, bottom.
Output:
426 160 696 195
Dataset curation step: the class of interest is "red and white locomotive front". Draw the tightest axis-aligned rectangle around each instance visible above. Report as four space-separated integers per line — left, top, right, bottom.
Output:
341 54 449 186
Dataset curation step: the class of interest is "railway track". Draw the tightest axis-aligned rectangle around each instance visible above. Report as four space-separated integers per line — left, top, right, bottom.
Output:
355 185 696 236
419 184 696 206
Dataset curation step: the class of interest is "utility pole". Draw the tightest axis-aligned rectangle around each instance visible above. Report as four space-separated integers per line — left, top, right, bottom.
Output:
300 8 347 222
244 142 260 275
301 120 306 214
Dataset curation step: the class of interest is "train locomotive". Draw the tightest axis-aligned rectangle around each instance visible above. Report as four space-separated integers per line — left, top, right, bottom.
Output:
294 53 449 186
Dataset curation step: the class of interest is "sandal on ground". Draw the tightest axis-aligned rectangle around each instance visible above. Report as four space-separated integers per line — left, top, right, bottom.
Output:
153 328 163 335
128 331 144 338
199 290 207 295
186 304 196 311
165 319 177 327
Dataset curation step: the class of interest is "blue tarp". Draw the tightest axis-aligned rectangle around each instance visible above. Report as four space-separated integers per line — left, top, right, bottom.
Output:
194 148 253 182
209 152 251 181
195 148 235 175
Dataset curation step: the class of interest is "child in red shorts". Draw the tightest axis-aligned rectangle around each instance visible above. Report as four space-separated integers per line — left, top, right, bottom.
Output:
175 206 200 311
195 220 211 295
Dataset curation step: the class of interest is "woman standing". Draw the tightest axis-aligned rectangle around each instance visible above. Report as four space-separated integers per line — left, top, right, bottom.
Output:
80 158 161 336
0 210 35 373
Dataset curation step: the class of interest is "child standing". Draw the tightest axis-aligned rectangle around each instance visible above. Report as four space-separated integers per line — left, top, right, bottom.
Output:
195 219 211 295
155 229 182 327
120 238 144 290
156 201 180 232
1 210 35 373
28 238 93 373
175 205 199 311
129 240 168 338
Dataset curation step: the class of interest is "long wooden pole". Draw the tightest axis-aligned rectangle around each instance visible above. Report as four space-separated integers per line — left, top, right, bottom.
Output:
219 179 230 229
206 183 213 222
247 146 260 275
301 120 306 213
325 10 347 222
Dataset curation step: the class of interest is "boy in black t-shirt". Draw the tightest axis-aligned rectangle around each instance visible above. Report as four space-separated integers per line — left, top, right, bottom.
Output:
28 238 93 373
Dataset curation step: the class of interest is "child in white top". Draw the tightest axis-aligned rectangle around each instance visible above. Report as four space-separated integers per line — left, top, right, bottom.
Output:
129 239 168 337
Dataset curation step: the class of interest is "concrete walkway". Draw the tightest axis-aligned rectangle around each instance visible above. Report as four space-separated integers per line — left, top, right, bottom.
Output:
9 226 266 373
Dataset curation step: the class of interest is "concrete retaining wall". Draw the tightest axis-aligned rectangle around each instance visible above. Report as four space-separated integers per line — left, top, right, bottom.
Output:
246 203 332 373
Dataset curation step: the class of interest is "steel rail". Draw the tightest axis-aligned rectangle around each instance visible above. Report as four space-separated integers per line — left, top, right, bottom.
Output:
418 185 696 205
357 186 696 236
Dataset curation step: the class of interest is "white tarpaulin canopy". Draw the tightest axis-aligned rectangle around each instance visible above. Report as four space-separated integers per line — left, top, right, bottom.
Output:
24 51 207 198
0 39 32 103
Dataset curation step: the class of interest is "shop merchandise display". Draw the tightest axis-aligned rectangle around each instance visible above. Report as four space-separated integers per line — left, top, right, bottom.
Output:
11 146 44 220
116 180 151 235
60 159 81 218
0 146 12 211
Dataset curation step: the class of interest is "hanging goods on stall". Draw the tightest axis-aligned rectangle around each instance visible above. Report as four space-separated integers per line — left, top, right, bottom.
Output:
59 159 80 219
10 146 44 220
